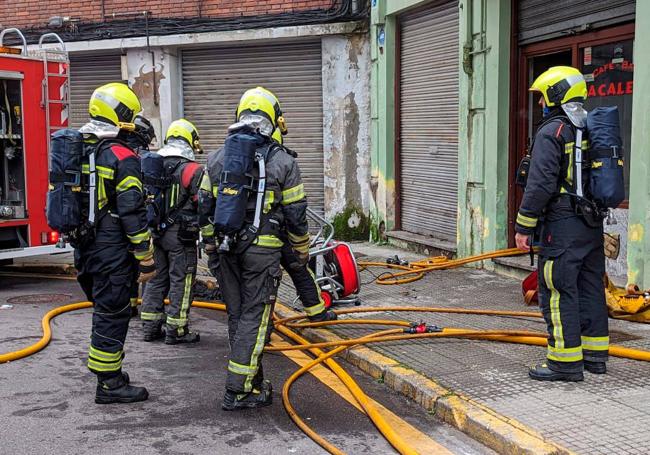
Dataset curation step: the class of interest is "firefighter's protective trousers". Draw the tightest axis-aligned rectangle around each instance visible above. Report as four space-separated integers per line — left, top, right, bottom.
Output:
280 243 325 317
141 224 197 334
537 215 608 372
76 216 141 379
75 138 151 379
217 245 282 393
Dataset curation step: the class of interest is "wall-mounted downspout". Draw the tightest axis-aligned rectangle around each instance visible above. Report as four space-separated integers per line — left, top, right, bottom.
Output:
103 10 159 106
144 12 159 106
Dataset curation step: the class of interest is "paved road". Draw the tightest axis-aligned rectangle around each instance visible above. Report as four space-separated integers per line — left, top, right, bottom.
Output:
0 274 493 455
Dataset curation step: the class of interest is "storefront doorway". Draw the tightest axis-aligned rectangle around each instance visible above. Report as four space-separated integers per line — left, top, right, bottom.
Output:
508 23 635 245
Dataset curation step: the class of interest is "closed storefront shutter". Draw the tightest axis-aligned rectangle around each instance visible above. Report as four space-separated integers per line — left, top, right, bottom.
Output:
518 0 635 45
181 40 324 214
69 53 123 128
399 1 459 241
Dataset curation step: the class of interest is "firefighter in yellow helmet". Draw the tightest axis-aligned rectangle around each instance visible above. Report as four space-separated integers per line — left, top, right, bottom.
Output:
515 66 608 381
140 119 210 344
200 87 310 410
75 82 155 403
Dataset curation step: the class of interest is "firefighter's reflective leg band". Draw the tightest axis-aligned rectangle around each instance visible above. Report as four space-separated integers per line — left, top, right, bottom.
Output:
227 303 272 392
165 242 197 333
87 271 133 375
88 346 123 373
303 269 326 316
540 257 584 371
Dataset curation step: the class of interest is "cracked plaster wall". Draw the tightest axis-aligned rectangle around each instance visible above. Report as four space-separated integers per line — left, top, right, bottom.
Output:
322 34 372 218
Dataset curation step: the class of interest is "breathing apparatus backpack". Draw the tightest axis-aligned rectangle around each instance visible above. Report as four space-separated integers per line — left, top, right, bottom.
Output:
213 127 279 252
585 106 625 209
141 152 194 237
515 107 624 227
46 129 113 247
140 151 168 229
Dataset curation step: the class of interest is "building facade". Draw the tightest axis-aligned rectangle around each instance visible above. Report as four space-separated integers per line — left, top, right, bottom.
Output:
11 0 372 220
370 0 650 287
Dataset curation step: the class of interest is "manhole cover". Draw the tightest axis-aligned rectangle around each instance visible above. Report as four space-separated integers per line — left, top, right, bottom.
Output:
7 294 73 305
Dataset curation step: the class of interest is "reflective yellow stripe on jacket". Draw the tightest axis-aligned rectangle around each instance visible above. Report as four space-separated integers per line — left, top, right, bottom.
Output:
516 213 538 228
281 184 305 205
116 175 142 193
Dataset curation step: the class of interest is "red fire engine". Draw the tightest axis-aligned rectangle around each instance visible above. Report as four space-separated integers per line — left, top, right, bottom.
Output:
0 28 72 261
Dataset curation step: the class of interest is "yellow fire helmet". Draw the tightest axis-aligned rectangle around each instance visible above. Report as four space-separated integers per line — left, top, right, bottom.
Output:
529 66 587 107
88 82 141 128
165 118 202 152
236 86 287 135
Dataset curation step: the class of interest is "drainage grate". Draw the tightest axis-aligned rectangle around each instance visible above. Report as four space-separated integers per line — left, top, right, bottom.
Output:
7 294 73 305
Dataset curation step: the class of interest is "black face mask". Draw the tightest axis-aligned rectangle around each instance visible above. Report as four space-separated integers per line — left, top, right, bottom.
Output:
119 130 149 153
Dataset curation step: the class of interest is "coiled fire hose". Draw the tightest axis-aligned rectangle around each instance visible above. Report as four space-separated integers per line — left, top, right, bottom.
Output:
3 296 650 455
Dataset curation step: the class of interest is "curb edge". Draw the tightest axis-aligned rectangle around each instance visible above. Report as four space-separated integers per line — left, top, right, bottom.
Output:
275 302 575 455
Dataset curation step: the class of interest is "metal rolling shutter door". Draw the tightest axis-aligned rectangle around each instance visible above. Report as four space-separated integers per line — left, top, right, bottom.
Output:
69 53 123 128
181 41 324 214
518 0 635 45
399 2 459 241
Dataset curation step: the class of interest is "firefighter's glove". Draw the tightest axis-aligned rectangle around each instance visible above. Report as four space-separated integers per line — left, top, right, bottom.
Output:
138 257 157 283
604 233 620 260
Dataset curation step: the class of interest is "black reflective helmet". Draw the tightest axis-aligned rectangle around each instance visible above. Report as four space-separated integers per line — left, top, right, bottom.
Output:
132 115 156 149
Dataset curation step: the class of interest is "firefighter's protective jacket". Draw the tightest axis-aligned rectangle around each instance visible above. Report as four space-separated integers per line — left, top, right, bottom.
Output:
86 139 152 261
201 141 309 251
515 113 586 235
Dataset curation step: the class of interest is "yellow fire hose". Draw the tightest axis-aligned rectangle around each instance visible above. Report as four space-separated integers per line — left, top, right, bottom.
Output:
0 300 92 364
276 323 417 455
0 299 418 455
3 297 650 453
358 247 532 285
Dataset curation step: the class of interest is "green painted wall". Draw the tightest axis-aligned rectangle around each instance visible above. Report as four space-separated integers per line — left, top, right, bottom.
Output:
370 0 511 252
369 1 397 238
626 0 650 287
457 0 511 259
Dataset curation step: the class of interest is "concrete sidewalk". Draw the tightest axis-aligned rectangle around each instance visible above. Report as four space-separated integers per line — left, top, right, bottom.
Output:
278 243 650 455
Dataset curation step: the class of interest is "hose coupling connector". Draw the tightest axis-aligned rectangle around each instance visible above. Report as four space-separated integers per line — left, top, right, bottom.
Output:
386 255 409 266
404 322 442 334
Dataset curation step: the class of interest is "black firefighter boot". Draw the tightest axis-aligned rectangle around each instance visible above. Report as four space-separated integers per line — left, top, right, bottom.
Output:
95 374 149 404
142 321 164 342
222 381 273 411
584 360 607 374
308 309 338 322
528 363 584 382
164 324 200 345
